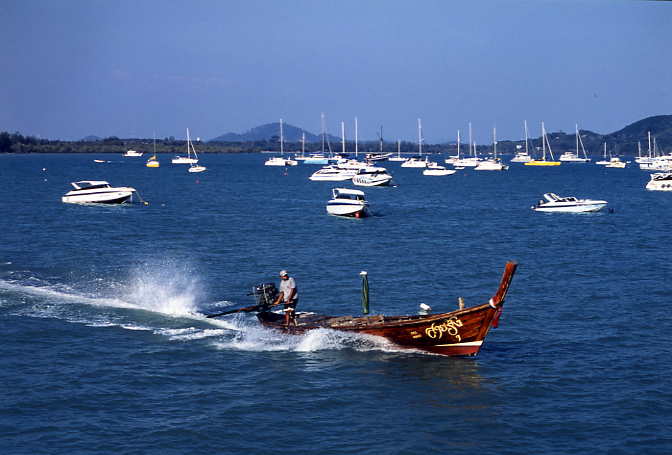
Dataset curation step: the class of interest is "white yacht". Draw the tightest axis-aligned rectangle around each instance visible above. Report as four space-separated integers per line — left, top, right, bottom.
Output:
352 166 393 186
511 121 533 163
184 128 206 173
475 127 508 171
62 181 137 204
604 157 626 168
264 156 298 166
645 173 672 191
401 156 428 168
309 165 357 181
423 162 456 176
559 124 591 163
388 140 406 161
123 149 143 157
326 188 368 218
171 155 198 164
263 119 298 167
531 193 608 213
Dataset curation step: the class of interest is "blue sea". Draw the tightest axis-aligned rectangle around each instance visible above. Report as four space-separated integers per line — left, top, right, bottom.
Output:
1 153 671 454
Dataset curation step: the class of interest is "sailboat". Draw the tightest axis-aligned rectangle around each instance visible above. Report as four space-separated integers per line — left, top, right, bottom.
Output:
171 131 199 164
186 128 206 173
559 124 591 162
265 119 297 166
475 127 509 171
388 139 405 161
146 135 160 168
511 121 533 163
401 119 428 168
524 122 561 166
452 123 480 167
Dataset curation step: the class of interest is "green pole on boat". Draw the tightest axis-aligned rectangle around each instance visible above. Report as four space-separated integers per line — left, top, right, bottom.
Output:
360 271 369 315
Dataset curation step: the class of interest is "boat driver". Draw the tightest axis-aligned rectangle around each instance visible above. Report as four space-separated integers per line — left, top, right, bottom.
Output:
274 270 298 327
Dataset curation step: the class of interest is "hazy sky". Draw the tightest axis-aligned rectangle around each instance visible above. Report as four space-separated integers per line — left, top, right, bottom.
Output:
1 0 670 143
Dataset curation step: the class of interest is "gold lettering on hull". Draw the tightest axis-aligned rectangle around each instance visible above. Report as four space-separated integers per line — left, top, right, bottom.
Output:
425 317 464 342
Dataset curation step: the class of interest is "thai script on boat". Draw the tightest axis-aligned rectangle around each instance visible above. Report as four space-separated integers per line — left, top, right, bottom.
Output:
425 317 463 341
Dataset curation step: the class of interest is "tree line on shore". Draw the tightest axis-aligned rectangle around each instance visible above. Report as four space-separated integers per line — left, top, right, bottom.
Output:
1 124 669 157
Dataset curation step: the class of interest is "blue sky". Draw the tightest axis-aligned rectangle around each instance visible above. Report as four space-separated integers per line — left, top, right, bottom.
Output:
1 0 670 143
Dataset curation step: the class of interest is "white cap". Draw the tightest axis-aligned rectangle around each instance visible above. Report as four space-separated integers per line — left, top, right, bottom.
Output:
279 270 288 276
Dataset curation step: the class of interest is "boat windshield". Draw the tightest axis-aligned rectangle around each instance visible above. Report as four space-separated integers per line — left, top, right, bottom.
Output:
72 181 111 190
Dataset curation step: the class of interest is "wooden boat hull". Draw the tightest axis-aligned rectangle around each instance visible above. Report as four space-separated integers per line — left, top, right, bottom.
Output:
257 261 517 357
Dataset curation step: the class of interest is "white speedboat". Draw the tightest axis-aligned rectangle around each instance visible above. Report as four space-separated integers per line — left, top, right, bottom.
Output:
423 163 456 176
646 172 672 191
62 181 137 204
123 150 143 157
352 166 393 186
326 188 368 218
309 165 357 181
531 193 608 213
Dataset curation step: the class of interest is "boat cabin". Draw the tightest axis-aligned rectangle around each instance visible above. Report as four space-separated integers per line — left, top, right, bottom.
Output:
332 188 366 201
70 181 112 191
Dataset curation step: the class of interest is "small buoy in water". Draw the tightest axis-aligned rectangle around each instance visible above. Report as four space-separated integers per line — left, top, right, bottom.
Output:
42 168 46 171
195 179 200 184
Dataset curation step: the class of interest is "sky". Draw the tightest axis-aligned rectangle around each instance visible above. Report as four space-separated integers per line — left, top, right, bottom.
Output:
1 0 670 143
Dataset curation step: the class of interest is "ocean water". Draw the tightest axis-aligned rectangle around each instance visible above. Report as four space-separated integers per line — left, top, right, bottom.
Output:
1 153 671 454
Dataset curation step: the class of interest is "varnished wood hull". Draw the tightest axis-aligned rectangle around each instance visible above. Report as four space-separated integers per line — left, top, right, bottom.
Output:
257 262 517 357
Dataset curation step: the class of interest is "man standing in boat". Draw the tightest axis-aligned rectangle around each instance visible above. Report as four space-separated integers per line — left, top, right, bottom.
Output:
274 270 298 327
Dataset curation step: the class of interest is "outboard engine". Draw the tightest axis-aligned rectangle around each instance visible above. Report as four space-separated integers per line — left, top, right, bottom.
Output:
253 283 278 311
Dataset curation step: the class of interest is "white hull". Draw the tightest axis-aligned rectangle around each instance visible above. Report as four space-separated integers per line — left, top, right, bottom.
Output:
326 202 368 217
423 168 456 176
188 165 207 173
265 157 297 166
62 182 136 204
352 175 393 186
532 193 607 213
510 154 532 163
388 156 406 162
474 160 508 171
401 158 427 168
172 156 198 164
123 150 143 157
451 158 480 167
533 203 607 213
646 173 672 191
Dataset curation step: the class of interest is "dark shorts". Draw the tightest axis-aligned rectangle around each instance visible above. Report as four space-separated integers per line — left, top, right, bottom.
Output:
284 300 298 311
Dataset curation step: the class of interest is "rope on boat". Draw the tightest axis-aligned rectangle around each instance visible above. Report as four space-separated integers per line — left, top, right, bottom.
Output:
134 190 150 206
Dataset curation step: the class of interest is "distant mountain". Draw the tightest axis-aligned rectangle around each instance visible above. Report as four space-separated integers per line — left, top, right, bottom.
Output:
606 115 672 145
210 122 339 143
81 135 102 142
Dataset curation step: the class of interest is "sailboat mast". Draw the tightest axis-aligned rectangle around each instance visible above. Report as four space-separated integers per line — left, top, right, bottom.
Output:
575 123 579 156
355 117 359 157
524 120 529 155
469 122 473 157
457 130 461 158
320 112 325 155
541 122 546 160
418 118 423 157
493 126 497 159
341 121 345 155
301 132 305 155
280 119 284 155
397 139 400 158
648 131 652 158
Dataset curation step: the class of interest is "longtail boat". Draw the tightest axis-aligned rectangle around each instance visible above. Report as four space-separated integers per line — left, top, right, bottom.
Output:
208 261 518 357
